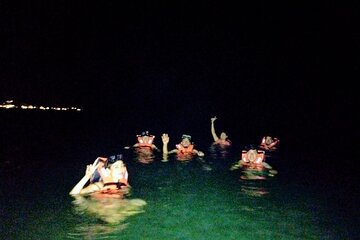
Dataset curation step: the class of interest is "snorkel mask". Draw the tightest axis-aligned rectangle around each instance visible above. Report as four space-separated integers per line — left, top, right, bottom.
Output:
181 134 192 141
108 154 123 165
180 134 192 147
137 131 155 144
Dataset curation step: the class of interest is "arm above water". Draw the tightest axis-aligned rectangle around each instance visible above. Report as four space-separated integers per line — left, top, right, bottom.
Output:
162 133 170 154
230 160 243 170
193 149 205 157
211 117 219 142
69 161 100 195
262 162 273 169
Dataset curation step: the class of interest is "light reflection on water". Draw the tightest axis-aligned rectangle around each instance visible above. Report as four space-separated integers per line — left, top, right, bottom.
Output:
1 141 356 239
239 181 270 197
68 196 146 239
132 148 156 164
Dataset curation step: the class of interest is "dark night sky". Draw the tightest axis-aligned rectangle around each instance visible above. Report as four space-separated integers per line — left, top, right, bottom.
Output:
1 1 358 144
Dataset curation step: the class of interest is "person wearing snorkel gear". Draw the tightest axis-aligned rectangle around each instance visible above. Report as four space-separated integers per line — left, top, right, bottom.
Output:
259 136 280 151
239 149 269 170
161 133 205 157
211 116 231 146
230 146 278 179
69 157 129 196
132 131 159 163
133 131 160 152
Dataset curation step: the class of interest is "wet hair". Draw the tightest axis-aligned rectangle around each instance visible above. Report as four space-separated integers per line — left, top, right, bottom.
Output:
245 144 256 151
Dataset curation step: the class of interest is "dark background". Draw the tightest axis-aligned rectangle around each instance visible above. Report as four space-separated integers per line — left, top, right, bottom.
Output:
1 1 358 163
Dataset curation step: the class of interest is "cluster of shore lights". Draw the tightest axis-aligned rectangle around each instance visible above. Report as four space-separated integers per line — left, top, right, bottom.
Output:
0 100 82 111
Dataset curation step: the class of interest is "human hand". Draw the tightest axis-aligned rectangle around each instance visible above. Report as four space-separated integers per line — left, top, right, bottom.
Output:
197 151 205 157
85 163 99 177
161 133 169 144
211 116 217 122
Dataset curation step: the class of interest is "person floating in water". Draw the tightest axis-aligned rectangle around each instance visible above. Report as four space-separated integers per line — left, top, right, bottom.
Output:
161 133 205 159
131 131 160 164
210 116 231 146
230 148 277 180
238 149 269 170
69 157 129 197
259 136 280 151
133 131 160 152
69 157 146 226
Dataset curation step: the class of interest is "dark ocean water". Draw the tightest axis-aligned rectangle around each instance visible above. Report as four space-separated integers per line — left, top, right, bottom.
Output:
0 110 358 239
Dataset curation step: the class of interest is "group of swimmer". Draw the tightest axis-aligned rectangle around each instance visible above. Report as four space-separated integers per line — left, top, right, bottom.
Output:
70 116 280 196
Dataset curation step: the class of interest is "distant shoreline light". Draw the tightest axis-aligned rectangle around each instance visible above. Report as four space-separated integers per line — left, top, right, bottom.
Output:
0 100 82 111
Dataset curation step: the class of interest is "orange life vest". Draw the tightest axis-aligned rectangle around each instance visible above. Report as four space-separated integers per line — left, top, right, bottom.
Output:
241 150 265 166
90 185 127 199
260 136 279 150
136 135 155 148
100 167 129 186
176 144 194 154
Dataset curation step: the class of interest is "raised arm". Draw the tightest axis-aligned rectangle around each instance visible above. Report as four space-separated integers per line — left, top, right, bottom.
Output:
211 116 219 141
161 133 170 154
162 133 178 154
69 160 100 195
